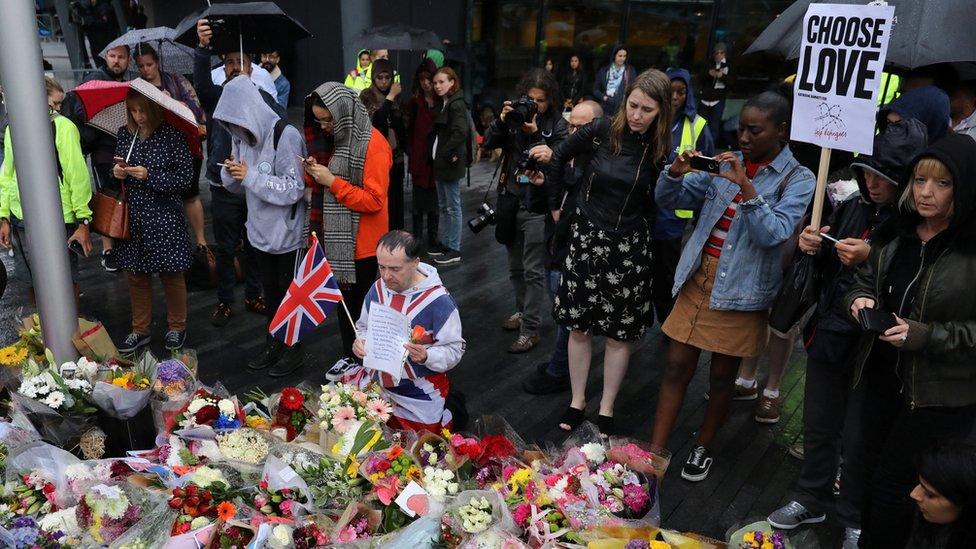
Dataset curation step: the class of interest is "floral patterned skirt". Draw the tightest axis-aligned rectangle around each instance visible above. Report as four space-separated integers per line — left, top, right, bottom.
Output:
554 216 652 341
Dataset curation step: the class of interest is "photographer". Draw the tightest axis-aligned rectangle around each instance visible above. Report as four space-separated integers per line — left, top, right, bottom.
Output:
483 68 568 354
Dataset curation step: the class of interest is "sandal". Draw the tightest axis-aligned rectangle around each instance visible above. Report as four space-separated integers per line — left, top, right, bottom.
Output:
245 296 268 314
596 414 615 437
558 406 585 432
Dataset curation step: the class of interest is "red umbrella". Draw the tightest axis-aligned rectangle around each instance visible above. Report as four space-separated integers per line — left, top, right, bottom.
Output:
71 78 202 158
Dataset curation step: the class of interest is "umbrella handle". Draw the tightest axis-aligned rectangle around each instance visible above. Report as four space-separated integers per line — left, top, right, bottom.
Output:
125 135 137 163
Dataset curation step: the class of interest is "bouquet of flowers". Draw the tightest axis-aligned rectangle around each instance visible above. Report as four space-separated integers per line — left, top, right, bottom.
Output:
152 359 195 400
277 446 365 510
413 431 465 470
254 456 312 520
2 471 59 516
16 368 93 415
332 501 381 544
156 435 222 473
205 520 256 549
439 491 523 549
64 460 135 500
91 361 156 420
168 465 238 536
588 461 654 520
11 360 97 448
424 467 459 502
608 437 671 483
271 387 314 442
74 483 142 544
317 382 392 435
171 387 242 435
361 445 421 499
36 506 84 546
1 515 71 548
215 428 270 465
292 518 331 548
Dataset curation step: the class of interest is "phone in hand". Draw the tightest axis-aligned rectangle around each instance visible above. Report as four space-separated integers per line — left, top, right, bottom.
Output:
68 240 85 257
690 155 721 174
858 308 897 334
819 232 839 244
113 156 128 168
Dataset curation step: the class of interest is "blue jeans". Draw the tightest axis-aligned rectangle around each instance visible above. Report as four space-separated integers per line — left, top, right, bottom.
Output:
546 268 570 377
435 178 462 252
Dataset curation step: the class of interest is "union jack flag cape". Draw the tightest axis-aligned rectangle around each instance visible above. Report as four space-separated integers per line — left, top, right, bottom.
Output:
269 236 344 346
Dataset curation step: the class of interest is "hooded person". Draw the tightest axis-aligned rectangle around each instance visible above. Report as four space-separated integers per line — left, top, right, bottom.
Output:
767 118 928 539
344 49 373 93
339 230 465 432
652 68 715 324
361 58 406 231
845 132 976 548
303 82 392 358
214 75 308 378
879 86 951 143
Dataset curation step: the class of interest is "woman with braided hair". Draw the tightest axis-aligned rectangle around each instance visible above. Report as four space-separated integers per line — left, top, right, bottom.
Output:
303 82 392 357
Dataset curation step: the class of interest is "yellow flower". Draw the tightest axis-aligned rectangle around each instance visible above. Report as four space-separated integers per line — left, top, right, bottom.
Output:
761 543 774 549
346 456 360 478
111 377 129 388
743 533 756 545
0 346 27 367
508 468 532 491
245 416 268 429
535 491 552 507
406 465 422 482
441 428 453 439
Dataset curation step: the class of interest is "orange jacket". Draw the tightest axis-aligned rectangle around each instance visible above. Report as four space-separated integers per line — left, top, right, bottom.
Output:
328 128 392 259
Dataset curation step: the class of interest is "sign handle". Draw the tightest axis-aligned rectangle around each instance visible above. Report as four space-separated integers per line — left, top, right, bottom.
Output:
810 147 832 229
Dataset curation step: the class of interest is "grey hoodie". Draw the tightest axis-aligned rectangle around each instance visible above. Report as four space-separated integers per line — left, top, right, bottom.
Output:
215 76 307 254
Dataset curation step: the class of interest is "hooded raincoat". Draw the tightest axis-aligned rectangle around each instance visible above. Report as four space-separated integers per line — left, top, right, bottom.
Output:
214 76 307 255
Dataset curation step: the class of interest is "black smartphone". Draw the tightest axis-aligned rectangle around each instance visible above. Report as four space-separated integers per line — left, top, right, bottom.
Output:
68 240 85 257
859 308 897 334
690 155 721 174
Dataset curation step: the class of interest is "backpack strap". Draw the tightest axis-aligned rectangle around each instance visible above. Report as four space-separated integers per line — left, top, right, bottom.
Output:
272 117 289 150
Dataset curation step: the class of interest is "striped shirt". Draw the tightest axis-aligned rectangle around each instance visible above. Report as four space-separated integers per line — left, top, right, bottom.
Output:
703 160 770 258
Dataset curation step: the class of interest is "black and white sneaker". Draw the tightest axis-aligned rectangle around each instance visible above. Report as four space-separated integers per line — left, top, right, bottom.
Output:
767 500 827 529
326 357 361 382
433 250 461 265
101 249 120 272
118 333 151 354
426 243 448 256
164 330 186 351
681 445 713 482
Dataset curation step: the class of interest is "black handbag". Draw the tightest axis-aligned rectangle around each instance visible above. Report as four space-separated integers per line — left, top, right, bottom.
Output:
769 251 819 332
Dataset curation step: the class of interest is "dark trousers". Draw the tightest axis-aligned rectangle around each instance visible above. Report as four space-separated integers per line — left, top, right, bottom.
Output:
700 99 726 148
254 249 298 327
545 268 569 377
338 257 379 357
412 213 439 245
210 185 262 304
794 356 864 528
858 364 976 548
388 162 405 231
651 238 681 325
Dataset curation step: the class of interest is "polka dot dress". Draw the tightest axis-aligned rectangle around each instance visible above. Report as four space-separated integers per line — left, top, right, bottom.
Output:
112 123 194 273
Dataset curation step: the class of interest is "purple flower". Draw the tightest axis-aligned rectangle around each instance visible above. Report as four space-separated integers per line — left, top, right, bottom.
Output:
157 360 190 382
624 540 649 549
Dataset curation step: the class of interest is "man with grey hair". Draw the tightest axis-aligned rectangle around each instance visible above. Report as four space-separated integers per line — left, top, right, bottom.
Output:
522 100 602 394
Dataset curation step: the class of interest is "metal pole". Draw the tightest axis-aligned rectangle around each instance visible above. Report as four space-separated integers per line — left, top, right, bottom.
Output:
340 0 371 75
111 0 129 34
53 0 86 70
0 0 79 364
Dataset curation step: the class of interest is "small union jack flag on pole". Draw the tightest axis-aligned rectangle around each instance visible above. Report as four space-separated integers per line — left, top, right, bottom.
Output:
269 234 345 346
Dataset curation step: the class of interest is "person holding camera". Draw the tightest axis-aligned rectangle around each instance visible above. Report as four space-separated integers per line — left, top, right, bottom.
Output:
429 67 469 265
845 133 976 548
547 69 673 434
651 92 815 482
482 68 568 354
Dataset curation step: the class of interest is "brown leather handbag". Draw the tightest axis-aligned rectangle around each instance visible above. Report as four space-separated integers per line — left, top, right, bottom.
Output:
90 182 129 240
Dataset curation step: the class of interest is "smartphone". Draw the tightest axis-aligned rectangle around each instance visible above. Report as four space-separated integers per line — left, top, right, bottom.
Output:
819 232 839 244
858 308 897 334
690 155 721 174
68 240 85 257
296 154 310 165
113 156 128 168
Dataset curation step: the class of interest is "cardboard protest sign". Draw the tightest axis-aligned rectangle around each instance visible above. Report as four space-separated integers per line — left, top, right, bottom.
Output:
791 3 895 155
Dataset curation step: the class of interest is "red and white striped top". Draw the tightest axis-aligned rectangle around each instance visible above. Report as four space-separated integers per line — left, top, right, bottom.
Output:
703 160 770 259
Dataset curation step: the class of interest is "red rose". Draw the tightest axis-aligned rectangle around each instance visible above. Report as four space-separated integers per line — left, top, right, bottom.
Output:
279 387 304 412
377 461 391 472
194 405 219 425
476 435 517 467
259 480 269 491
42 483 56 495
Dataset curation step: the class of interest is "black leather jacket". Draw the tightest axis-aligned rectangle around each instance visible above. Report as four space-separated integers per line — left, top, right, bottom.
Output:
483 108 568 215
548 117 661 232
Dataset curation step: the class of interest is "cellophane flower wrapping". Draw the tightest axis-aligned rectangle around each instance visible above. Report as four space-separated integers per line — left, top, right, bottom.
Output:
152 359 196 402
170 383 243 439
273 443 365 512
92 354 158 420
9 391 94 450
255 455 313 519
5 441 82 509
108 506 177 549
441 490 520 547
75 482 167 546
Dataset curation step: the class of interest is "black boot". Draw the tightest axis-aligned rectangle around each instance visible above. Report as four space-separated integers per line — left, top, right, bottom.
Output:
268 344 307 378
248 337 284 371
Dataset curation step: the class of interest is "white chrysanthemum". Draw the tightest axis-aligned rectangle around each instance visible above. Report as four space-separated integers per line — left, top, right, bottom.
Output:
76 357 99 380
43 391 66 409
186 398 207 414
580 442 606 464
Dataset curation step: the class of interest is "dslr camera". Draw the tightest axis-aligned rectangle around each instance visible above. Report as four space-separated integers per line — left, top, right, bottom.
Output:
505 95 539 131
467 202 497 234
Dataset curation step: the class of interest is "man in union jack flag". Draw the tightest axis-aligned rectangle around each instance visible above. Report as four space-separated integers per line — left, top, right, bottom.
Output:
338 231 465 432
267 235 344 376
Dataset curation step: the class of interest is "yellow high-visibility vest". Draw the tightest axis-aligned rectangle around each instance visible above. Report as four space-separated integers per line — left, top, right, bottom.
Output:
675 115 708 219
878 72 900 107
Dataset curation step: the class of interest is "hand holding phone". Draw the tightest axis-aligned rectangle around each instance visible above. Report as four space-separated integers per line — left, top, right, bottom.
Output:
68 240 86 257
689 155 721 174
819 232 839 244
859 308 897 334
113 156 128 168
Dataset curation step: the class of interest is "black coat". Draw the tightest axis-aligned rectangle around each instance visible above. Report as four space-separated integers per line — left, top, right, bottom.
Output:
483 107 568 215
548 117 661 233
561 70 587 105
432 92 470 182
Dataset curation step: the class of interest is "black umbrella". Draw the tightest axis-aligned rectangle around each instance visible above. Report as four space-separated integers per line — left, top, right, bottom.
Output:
744 0 976 70
172 2 312 55
351 24 442 52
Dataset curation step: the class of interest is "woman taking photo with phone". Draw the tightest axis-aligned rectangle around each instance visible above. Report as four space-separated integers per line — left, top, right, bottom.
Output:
547 69 673 435
111 90 195 354
651 91 815 482
846 133 976 548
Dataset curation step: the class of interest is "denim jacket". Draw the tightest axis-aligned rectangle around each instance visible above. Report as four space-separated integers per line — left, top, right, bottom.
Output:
655 145 815 311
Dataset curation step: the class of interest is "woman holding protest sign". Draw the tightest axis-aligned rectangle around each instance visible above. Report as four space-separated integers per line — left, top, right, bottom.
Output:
650 91 815 482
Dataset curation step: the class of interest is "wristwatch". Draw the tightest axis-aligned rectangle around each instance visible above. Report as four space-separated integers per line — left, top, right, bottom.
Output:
78 218 90 226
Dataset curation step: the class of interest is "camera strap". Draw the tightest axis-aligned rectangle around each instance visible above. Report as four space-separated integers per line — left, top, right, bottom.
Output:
481 150 508 204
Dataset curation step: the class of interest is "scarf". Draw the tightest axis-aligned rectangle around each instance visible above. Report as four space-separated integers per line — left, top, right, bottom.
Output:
305 82 372 284
607 64 625 97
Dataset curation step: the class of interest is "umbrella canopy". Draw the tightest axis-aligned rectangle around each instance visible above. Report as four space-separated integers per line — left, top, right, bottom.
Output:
172 2 312 55
71 78 202 158
744 0 976 69
100 27 196 76
351 24 442 51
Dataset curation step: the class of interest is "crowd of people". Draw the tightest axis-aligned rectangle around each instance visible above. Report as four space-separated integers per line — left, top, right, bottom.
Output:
3 10 976 545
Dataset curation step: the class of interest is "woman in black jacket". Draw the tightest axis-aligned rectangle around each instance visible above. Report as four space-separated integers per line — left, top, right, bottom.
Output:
593 45 637 117
561 53 587 108
847 133 976 548
430 67 470 264
547 69 673 435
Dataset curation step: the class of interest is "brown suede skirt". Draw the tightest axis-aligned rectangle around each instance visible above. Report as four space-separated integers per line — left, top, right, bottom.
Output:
662 254 769 358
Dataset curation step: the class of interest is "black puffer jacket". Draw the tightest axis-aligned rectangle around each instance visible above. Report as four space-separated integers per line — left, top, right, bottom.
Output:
547 117 662 232
846 133 976 408
483 107 568 215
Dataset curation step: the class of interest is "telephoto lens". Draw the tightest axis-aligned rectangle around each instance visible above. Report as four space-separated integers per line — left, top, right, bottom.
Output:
467 202 497 233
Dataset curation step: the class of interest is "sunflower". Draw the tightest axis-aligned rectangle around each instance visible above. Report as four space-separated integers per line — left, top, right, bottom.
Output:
0 346 28 367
